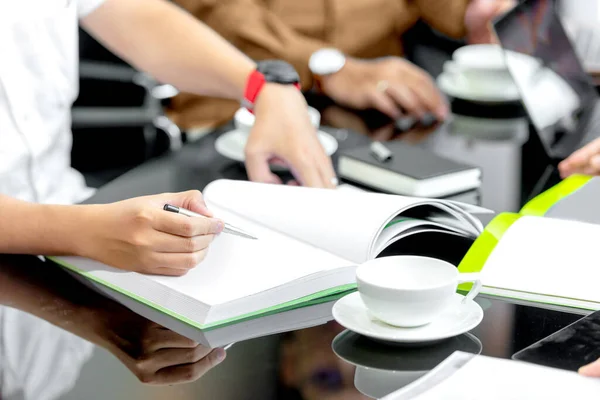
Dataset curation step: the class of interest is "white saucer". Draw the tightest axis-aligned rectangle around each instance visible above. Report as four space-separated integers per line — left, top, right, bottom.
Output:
215 128 339 166
332 292 483 345
437 72 521 103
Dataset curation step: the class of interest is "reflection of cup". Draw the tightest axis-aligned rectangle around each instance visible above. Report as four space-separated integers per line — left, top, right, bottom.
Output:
355 367 425 399
444 44 518 97
448 115 530 142
332 330 483 399
356 256 481 327
234 106 321 133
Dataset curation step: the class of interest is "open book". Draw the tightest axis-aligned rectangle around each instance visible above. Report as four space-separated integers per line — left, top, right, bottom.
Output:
50 179 487 338
459 175 600 311
383 351 600 399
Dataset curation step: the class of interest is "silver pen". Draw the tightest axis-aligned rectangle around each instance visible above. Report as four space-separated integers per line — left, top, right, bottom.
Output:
163 204 258 240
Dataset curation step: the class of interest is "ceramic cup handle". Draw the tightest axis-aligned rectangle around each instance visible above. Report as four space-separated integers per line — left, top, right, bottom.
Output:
457 272 482 305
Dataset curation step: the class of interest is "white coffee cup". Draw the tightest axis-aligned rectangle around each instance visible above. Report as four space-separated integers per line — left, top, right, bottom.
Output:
234 106 321 133
356 256 481 328
444 44 518 97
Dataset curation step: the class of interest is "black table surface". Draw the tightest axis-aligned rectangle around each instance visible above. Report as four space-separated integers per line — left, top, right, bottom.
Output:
0 103 588 400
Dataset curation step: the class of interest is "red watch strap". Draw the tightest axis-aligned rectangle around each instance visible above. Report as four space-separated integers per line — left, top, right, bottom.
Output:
243 70 266 111
243 70 301 112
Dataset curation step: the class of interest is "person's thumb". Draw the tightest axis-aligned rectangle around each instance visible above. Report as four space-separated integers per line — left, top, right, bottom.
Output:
579 359 600 377
244 147 283 185
166 190 213 217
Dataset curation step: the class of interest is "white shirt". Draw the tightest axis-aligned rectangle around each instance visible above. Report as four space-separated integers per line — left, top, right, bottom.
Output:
0 0 105 204
0 2 104 399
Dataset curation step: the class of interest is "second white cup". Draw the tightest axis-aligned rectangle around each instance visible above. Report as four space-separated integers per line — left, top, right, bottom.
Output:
444 44 518 97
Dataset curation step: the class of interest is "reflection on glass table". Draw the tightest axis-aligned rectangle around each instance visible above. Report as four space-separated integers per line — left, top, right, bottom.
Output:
332 330 482 399
318 101 536 213
278 322 369 400
0 256 223 400
0 307 93 400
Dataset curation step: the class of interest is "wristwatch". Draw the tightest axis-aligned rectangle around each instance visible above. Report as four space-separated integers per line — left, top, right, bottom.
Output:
308 48 346 92
242 60 300 112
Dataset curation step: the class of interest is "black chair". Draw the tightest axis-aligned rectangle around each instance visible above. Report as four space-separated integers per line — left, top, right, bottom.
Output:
73 30 182 188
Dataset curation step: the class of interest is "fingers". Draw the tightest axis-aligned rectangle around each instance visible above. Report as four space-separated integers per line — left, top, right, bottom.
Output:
400 68 448 119
166 190 213 217
247 119 336 188
285 138 337 189
318 155 338 189
563 147 591 170
141 250 210 275
147 345 213 371
579 358 600 377
145 328 199 353
313 139 337 188
148 231 214 253
411 81 448 120
288 152 322 188
583 155 600 175
380 83 447 122
558 138 600 177
152 348 226 385
244 83 336 189
367 89 401 119
386 84 424 118
369 63 447 121
244 145 284 185
152 211 223 237
558 158 580 178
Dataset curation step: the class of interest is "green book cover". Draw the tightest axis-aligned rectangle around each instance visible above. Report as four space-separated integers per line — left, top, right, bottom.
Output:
49 256 356 331
457 174 593 305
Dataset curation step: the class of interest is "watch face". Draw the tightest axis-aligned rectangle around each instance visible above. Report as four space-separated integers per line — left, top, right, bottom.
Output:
309 48 346 75
256 60 300 84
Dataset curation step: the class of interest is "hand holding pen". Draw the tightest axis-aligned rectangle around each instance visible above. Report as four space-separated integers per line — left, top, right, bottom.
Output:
81 191 224 276
77 190 257 277
164 204 257 240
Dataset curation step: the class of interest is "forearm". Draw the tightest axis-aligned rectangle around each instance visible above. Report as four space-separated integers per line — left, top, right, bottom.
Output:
0 195 88 256
0 256 111 344
82 0 256 100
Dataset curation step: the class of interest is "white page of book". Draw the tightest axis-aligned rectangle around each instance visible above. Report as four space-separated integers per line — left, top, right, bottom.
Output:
480 216 600 302
150 205 353 306
387 352 600 399
203 180 483 263
60 206 354 311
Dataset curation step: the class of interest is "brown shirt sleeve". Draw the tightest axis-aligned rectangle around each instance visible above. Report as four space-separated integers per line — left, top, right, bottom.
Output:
173 0 330 90
413 0 471 39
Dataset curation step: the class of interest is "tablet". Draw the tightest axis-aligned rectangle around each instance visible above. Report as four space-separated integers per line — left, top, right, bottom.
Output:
512 310 600 371
493 0 599 161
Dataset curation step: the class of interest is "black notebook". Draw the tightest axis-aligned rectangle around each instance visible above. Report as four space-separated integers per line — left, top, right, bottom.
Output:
337 142 481 197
